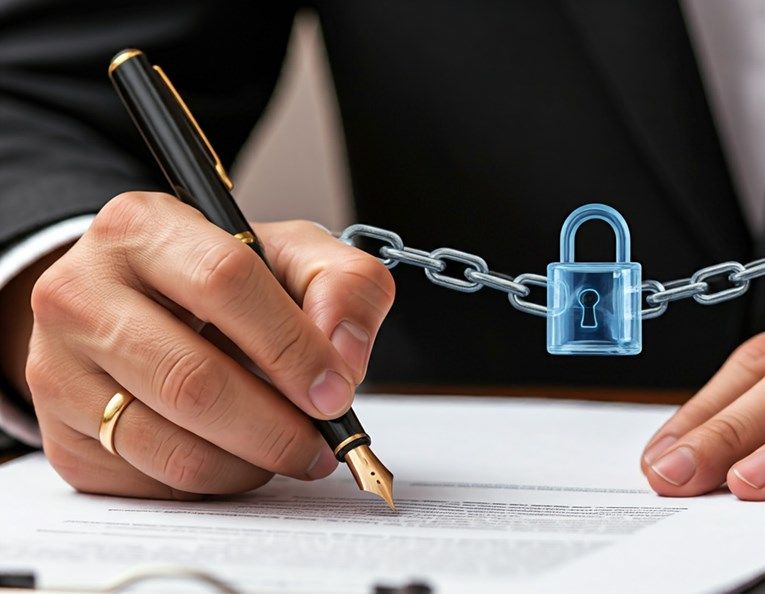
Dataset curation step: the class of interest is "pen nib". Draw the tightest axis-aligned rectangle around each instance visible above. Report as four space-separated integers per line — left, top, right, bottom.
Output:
344 445 396 511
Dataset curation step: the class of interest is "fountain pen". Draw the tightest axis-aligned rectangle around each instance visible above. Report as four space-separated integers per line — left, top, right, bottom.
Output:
108 48 394 510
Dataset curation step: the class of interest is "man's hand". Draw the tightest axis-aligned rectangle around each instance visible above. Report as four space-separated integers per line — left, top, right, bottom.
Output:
25 192 395 499
642 335 765 500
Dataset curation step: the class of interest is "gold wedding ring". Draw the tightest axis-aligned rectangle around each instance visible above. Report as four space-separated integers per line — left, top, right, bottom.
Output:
98 390 136 456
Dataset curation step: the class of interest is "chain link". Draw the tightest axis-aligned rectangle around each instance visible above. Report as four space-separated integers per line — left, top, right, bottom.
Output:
379 246 445 272
690 262 748 304
640 280 667 320
508 274 549 317
339 223 765 320
464 270 529 297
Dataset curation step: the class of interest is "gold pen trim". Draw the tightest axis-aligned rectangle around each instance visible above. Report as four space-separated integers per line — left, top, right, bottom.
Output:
152 65 235 192
108 49 234 191
344 445 395 511
333 432 368 457
108 48 143 76
234 231 256 245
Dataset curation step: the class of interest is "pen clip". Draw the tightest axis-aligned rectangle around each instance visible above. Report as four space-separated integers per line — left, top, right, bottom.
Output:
153 65 235 191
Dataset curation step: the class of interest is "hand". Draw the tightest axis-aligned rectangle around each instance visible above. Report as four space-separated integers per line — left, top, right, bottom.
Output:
0 244 70 403
641 335 765 500
26 192 395 499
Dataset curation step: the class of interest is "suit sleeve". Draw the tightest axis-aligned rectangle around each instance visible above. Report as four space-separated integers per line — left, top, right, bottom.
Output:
0 0 296 446
0 0 296 248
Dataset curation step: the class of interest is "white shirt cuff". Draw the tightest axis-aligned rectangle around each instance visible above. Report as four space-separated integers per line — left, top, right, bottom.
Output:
0 215 95 446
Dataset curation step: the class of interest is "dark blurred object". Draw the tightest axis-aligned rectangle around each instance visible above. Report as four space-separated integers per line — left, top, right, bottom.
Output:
0 433 35 463
0 572 35 589
0 429 15 452
374 581 433 594
747 577 765 594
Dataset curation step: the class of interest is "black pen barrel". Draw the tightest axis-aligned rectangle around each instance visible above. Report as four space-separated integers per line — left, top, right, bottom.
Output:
109 50 266 258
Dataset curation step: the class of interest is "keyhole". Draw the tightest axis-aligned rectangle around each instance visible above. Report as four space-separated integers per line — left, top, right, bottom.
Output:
578 289 600 329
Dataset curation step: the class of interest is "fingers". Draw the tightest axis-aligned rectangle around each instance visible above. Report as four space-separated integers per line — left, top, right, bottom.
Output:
62 370 276 494
32 282 337 481
254 221 396 382
34 380 204 500
41 425 201 500
29 348 275 495
645 376 765 497
29 347 335 495
112 399 276 493
88 193 357 419
641 334 765 473
728 444 765 501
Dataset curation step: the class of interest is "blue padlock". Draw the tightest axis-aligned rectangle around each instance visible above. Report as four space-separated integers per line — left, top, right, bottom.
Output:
547 204 641 355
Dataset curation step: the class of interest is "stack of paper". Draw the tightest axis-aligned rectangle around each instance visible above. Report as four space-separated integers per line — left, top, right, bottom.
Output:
1 396 763 593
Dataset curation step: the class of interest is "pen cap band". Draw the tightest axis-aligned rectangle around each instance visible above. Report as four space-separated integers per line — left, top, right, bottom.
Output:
313 409 371 461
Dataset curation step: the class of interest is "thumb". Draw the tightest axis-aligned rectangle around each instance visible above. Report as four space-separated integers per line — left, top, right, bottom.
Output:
253 220 396 383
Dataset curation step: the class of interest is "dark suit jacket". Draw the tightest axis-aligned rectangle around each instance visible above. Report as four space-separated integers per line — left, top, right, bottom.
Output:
0 1 758 390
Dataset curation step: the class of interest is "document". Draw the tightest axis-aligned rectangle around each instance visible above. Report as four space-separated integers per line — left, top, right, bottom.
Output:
1 396 764 594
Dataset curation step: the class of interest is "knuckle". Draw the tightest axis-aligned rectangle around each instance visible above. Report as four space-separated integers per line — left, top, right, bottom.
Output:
25 349 54 405
27 352 91 415
30 262 89 324
730 333 765 378
700 414 752 453
32 272 125 358
258 423 305 472
673 398 718 429
156 350 228 420
159 437 214 492
42 438 71 470
340 254 396 313
262 219 324 275
191 242 256 309
285 219 320 236
90 191 156 241
43 438 85 489
260 315 315 372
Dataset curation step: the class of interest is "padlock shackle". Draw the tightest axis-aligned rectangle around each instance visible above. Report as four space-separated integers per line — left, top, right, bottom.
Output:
559 203 630 263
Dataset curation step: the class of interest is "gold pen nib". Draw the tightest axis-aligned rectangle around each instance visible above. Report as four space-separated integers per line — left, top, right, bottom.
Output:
344 445 396 511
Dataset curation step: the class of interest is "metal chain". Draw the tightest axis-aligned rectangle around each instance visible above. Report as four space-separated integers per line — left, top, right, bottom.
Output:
339 224 765 320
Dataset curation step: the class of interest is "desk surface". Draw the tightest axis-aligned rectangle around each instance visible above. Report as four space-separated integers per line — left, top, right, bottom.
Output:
365 384 695 405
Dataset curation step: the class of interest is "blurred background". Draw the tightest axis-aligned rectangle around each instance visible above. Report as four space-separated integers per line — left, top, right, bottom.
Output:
231 11 354 231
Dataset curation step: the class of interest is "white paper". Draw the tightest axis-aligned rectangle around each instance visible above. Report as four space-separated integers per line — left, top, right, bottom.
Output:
1 396 764 594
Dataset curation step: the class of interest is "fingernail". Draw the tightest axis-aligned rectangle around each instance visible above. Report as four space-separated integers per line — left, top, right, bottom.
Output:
643 435 678 465
306 446 338 480
651 446 697 486
732 450 765 489
309 370 353 416
330 321 370 377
